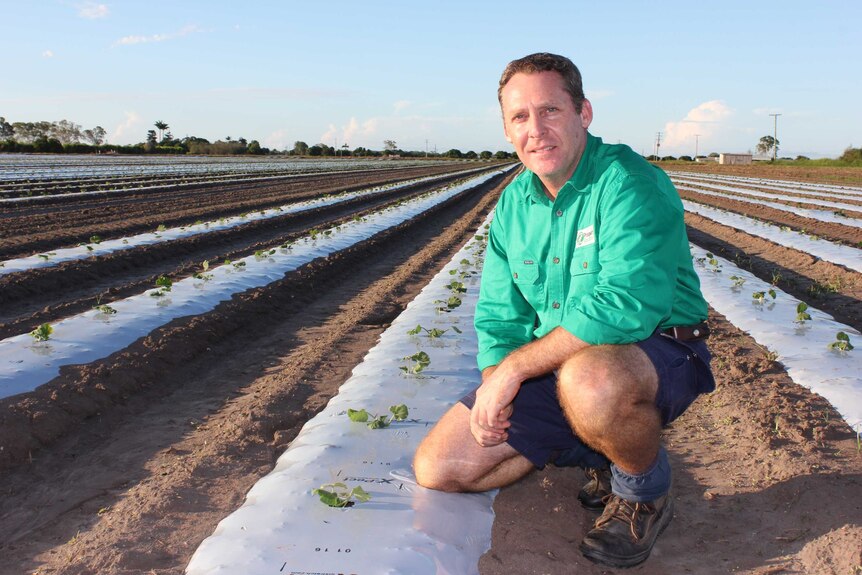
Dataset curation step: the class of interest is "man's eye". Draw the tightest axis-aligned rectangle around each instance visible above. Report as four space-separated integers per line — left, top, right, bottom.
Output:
546 107 558 113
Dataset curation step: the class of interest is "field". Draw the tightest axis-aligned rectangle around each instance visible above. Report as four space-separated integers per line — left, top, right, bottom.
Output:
0 157 860 574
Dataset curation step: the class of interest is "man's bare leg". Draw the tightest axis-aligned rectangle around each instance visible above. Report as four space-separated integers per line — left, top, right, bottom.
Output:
414 403 534 492
556 344 661 473
556 343 675 568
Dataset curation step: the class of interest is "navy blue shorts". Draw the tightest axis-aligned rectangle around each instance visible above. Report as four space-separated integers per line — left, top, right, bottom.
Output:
460 331 714 469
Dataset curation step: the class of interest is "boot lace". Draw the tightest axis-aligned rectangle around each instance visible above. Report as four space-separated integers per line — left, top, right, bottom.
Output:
595 495 657 541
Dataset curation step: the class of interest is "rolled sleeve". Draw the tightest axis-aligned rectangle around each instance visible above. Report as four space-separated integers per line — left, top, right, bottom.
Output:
474 210 537 370
561 175 682 344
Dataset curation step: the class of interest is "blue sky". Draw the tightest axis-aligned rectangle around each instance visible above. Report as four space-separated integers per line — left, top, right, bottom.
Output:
2 1 859 158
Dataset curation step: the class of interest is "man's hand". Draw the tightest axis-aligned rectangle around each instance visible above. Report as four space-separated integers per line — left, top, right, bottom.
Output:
469 365 520 447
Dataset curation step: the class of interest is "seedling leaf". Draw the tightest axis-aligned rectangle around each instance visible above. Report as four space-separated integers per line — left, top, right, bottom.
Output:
347 408 369 422
30 323 53 341
390 404 409 421
368 416 390 429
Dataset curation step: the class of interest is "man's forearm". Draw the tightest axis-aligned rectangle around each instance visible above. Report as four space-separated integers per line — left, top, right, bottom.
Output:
495 327 589 383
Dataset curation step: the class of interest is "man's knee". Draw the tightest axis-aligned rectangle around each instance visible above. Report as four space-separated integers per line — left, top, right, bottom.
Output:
413 436 461 492
413 406 475 492
557 345 658 430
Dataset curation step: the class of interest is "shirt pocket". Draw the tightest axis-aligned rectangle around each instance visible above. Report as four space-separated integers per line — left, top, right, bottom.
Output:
509 258 544 305
570 245 600 277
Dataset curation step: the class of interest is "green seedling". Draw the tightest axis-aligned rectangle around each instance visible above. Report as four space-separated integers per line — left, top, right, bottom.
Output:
30 323 53 341
312 482 371 508
193 259 213 281
89 235 102 244
794 302 812 323
156 224 166 232
37 253 50 260
232 261 247 269
729 275 746 288
150 275 173 297
94 304 117 315
435 296 463 313
254 249 276 259
827 331 854 352
347 404 409 429
401 351 430 374
446 280 467 294
752 289 776 304
407 325 462 338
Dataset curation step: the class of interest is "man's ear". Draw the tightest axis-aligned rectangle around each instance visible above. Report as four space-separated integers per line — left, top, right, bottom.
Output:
580 99 594 129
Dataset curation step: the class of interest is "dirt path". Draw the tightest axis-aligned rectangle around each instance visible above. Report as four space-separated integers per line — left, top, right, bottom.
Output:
0 163 859 574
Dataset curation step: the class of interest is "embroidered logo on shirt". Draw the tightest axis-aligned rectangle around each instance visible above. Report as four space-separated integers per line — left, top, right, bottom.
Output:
523 260 534 265
576 225 595 249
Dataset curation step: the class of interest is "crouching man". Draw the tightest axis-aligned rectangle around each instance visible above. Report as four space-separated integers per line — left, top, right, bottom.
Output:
413 52 714 569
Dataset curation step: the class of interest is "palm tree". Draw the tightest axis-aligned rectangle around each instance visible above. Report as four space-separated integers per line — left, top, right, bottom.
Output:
154 121 169 142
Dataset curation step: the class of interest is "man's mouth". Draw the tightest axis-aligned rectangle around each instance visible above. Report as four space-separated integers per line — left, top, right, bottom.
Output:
531 145 555 154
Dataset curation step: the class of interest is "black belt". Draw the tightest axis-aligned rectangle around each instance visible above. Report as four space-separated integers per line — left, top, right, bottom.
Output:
661 322 710 342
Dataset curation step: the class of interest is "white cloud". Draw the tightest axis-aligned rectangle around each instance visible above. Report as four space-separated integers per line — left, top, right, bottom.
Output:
393 100 411 114
113 24 201 47
320 117 379 149
42 50 54 58
112 111 143 144
78 2 109 19
262 129 288 151
662 100 734 153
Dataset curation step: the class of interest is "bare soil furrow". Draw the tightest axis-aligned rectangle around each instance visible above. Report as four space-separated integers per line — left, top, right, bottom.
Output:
0 166 510 575
0 168 500 338
0 164 483 259
678 188 862 246
684 213 862 331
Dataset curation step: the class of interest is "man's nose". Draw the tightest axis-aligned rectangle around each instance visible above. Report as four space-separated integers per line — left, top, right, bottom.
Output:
527 114 547 138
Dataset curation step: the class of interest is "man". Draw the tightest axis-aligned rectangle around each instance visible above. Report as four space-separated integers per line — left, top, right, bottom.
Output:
413 52 714 568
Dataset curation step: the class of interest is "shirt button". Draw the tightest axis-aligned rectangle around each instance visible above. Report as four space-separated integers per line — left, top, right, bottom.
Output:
555 210 563 217
513 272 518 279
553 257 560 264
552 302 560 309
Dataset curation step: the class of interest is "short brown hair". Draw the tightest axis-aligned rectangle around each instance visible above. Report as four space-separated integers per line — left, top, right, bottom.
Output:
498 53 585 113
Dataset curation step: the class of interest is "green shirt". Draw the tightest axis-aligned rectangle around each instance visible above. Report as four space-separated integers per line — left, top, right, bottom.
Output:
475 133 708 371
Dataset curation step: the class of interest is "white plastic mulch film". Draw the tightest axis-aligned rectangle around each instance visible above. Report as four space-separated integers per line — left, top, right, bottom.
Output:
186 217 495 575
0 172 466 276
0 170 505 399
690 245 862 429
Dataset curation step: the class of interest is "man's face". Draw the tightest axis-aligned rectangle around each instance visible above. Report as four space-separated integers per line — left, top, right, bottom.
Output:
501 71 593 195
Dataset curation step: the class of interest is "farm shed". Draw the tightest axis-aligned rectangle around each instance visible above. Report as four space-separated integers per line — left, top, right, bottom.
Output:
719 153 752 165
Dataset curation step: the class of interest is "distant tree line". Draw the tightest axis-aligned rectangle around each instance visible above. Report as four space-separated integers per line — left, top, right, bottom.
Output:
0 116 516 159
0 117 109 153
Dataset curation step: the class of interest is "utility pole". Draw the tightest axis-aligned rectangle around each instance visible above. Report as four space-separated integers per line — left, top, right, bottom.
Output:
425 139 429 158
769 113 781 161
654 132 662 159
694 134 701 160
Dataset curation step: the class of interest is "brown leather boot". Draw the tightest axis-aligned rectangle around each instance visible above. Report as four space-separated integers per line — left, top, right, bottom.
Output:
579 491 674 568
577 467 611 511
